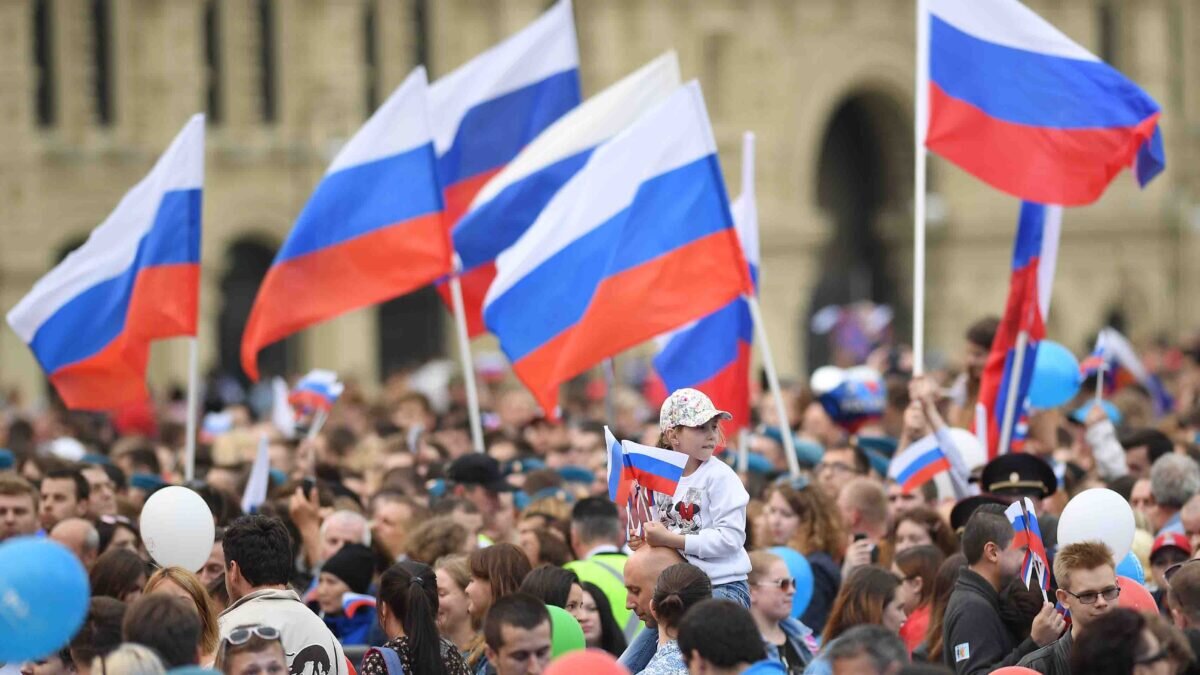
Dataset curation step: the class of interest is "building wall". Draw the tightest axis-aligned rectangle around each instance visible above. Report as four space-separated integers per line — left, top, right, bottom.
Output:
0 0 1195 404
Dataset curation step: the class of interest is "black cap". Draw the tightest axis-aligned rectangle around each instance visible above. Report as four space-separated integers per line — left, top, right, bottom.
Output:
950 494 1008 534
447 454 516 493
980 453 1057 499
321 543 375 595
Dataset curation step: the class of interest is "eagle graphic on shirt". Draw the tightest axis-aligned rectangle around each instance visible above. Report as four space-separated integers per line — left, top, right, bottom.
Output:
655 487 703 535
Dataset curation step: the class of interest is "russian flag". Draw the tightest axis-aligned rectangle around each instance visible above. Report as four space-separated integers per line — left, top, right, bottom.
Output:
605 426 630 503
6 115 204 410
450 52 680 338
1093 327 1173 416
240 68 449 380
888 435 951 494
429 0 581 336
288 369 344 414
621 439 689 497
923 0 1165 206
652 132 759 437
976 202 1061 459
1006 497 1049 591
483 81 753 415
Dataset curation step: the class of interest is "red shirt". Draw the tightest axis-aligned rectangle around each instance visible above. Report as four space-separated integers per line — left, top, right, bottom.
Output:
899 603 931 654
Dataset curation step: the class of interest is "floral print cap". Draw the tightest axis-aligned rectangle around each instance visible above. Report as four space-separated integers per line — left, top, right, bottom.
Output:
658 388 732 432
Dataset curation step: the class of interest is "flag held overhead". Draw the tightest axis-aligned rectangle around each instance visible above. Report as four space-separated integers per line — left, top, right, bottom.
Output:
484 81 753 415
924 0 1165 205
240 68 449 381
7 115 205 410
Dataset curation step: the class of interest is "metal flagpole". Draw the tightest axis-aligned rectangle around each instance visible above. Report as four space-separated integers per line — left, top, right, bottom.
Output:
996 330 1029 456
449 255 486 453
746 295 801 478
913 0 930 375
184 337 200 482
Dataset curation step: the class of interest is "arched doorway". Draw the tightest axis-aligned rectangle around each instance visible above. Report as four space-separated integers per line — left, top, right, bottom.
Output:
377 285 446 380
218 237 298 382
805 91 912 371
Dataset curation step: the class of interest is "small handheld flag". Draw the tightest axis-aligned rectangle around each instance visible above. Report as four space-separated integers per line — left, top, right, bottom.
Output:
1006 497 1049 599
290 369 344 439
888 434 951 494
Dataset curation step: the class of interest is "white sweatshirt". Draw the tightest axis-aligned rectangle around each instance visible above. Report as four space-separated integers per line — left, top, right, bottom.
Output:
652 457 751 585
219 588 348 675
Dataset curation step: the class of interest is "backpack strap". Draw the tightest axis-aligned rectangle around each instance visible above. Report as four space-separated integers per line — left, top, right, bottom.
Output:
364 647 405 675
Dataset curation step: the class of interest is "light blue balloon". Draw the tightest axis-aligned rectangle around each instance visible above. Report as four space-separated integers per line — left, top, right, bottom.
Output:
768 546 814 619
1029 340 1082 409
0 537 90 662
1116 551 1145 585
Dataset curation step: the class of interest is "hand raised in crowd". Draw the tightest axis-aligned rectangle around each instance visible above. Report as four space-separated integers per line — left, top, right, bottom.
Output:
1029 601 1067 646
902 400 928 439
1085 400 1107 426
842 537 875 575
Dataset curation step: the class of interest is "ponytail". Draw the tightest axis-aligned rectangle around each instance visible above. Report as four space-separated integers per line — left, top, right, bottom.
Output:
379 560 446 675
651 563 711 631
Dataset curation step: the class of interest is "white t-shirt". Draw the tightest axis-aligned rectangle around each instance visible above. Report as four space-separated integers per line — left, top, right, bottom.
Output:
652 457 751 585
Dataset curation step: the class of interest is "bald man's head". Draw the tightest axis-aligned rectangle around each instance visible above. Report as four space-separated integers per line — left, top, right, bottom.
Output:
51 517 100 568
624 546 685 627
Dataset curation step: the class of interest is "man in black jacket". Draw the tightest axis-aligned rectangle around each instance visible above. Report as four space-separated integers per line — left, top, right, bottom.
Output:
943 504 1064 674
1017 541 1119 675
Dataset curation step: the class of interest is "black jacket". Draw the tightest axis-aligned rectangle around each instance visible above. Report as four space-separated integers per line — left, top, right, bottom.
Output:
942 568 1039 674
1016 631 1071 675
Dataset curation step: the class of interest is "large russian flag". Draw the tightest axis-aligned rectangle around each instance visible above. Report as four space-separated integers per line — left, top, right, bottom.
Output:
652 132 759 436
240 68 448 380
484 81 753 415
430 0 580 234
924 0 1165 206
451 52 680 337
7 115 204 410
976 202 1061 459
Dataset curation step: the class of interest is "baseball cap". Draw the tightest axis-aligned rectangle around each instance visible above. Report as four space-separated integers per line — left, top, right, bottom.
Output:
659 388 732 432
447 454 516 493
1151 532 1191 561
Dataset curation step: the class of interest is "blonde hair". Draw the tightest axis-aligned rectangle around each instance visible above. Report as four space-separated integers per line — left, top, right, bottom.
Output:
1053 541 1114 592
435 554 471 591
748 550 784 585
145 566 221 655
93 644 165 675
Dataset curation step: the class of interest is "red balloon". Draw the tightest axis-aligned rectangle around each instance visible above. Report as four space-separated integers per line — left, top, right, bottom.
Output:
1118 575 1159 614
545 649 629 675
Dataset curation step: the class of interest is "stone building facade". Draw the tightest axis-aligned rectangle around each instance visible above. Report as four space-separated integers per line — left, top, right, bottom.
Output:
0 0 1197 403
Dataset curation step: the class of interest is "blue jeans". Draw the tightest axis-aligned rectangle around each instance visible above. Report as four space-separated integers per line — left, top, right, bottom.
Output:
619 580 750 673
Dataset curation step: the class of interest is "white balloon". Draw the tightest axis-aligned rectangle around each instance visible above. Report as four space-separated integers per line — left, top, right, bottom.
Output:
810 366 846 395
1056 488 1135 563
140 486 215 572
946 428 986 471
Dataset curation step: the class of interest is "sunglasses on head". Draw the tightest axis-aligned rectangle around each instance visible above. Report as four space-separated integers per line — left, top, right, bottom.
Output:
1166 559 1200 585
224 624 281 646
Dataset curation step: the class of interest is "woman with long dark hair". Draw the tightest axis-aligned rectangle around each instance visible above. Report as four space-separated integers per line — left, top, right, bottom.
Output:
362 560 470 675
918 552 966 663
579 581 628 657
89 548 148 603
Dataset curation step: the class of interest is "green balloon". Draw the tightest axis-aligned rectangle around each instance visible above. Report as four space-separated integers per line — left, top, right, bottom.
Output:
547 605 586 658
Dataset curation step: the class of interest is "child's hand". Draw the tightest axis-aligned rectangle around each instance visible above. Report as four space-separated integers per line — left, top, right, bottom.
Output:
642 521 673 548
627 535 645 551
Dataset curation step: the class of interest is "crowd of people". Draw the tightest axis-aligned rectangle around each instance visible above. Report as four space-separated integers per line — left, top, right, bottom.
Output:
3 316 1200 675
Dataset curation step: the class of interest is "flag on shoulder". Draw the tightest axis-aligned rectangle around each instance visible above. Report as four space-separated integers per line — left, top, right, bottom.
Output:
888 434 951 494
484 81 753 415
241 68 447 380
450 52 680 337
923 0 1165 205
7 115 204 410
976 202 1061 459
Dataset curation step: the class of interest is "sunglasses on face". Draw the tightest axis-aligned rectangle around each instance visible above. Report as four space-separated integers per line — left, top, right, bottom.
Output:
1062 585 1120 605
224 624 281 646
755 577 796 591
